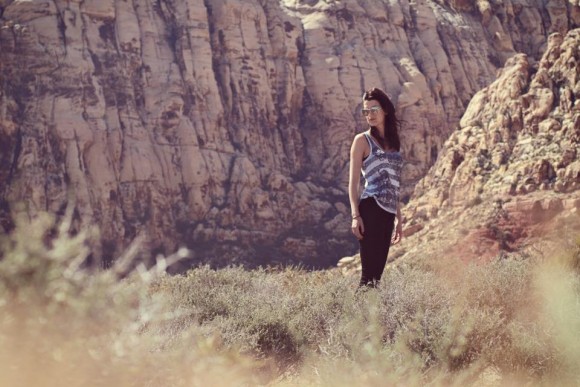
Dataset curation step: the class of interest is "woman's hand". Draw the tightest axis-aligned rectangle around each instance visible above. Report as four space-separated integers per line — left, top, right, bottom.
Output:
392 220 402 244
351 216 364 240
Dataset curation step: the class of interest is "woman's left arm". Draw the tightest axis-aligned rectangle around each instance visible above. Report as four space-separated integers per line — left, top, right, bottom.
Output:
392 202 403 244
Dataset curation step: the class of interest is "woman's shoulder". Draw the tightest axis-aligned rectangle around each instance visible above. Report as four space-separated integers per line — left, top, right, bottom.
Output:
353 130 371 141
351 131 371 154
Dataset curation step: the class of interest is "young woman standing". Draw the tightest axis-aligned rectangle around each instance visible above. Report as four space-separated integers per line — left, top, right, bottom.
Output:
348 88 403 287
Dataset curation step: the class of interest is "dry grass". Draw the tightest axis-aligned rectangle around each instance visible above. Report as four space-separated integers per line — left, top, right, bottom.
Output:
1 210 579 386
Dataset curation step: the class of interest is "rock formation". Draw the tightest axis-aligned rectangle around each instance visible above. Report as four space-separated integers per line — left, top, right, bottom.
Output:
408 29 579 221
338 28 579 274
0 0 578 268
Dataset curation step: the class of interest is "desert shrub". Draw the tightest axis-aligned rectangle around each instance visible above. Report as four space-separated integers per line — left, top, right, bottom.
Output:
532 254 580 385
436 259 537 370
158 266 298 366
158 266 358 365
379 266 454 366
0 210 128 326
283 270 358 353
0 211 260 387
551 235 580 275
458 259 533 315
157 252 580 384
2 208 579 386
497 319 554 375
251 319 298 360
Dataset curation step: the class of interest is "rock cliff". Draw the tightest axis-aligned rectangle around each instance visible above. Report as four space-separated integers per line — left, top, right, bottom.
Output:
339 28 579 274
0 0 578 268
410 30 580 215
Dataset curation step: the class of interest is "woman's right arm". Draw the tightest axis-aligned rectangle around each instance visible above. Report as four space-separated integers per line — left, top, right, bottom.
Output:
349 135 365 240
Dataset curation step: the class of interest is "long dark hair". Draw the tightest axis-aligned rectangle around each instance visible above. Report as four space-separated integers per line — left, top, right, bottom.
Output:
363 88 401 151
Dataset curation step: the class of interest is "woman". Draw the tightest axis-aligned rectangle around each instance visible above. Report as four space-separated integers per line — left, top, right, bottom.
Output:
348 87 403 287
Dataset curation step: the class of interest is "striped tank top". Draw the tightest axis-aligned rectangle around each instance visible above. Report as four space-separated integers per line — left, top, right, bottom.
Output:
360 132 403 214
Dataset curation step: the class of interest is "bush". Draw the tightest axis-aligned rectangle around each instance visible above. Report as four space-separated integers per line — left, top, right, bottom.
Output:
1 209 579 386
0 211 260 387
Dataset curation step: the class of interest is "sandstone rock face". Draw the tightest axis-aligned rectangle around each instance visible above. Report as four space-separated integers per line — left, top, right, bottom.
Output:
409 29 580 218
386 29 579 268
0 0 578 268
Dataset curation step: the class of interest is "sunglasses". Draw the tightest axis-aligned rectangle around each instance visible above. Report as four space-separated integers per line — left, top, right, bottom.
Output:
362 106 382 116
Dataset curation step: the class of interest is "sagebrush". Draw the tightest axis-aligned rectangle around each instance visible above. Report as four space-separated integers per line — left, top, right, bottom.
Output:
1 211 579 386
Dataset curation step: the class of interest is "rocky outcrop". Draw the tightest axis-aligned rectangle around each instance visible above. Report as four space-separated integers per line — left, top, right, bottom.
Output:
397 29 579 267
409 29 580 220
340 29 579 274
0 0 578 268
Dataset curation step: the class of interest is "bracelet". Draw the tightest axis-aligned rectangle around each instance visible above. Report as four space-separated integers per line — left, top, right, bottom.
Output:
352 215 361 219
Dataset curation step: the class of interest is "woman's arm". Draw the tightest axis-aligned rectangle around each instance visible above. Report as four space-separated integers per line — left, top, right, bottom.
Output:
349 135 366 240
392 201 403 244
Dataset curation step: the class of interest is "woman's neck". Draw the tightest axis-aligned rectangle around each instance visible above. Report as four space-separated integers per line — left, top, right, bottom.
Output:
373 124 385 136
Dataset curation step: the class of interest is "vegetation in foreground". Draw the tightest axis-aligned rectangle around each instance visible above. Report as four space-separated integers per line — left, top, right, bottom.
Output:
1 211 579 386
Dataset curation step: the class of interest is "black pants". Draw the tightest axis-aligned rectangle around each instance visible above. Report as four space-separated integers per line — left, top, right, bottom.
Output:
358 197 396 287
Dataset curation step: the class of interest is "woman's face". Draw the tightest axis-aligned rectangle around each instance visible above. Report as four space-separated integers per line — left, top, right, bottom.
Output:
363 99 385 128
